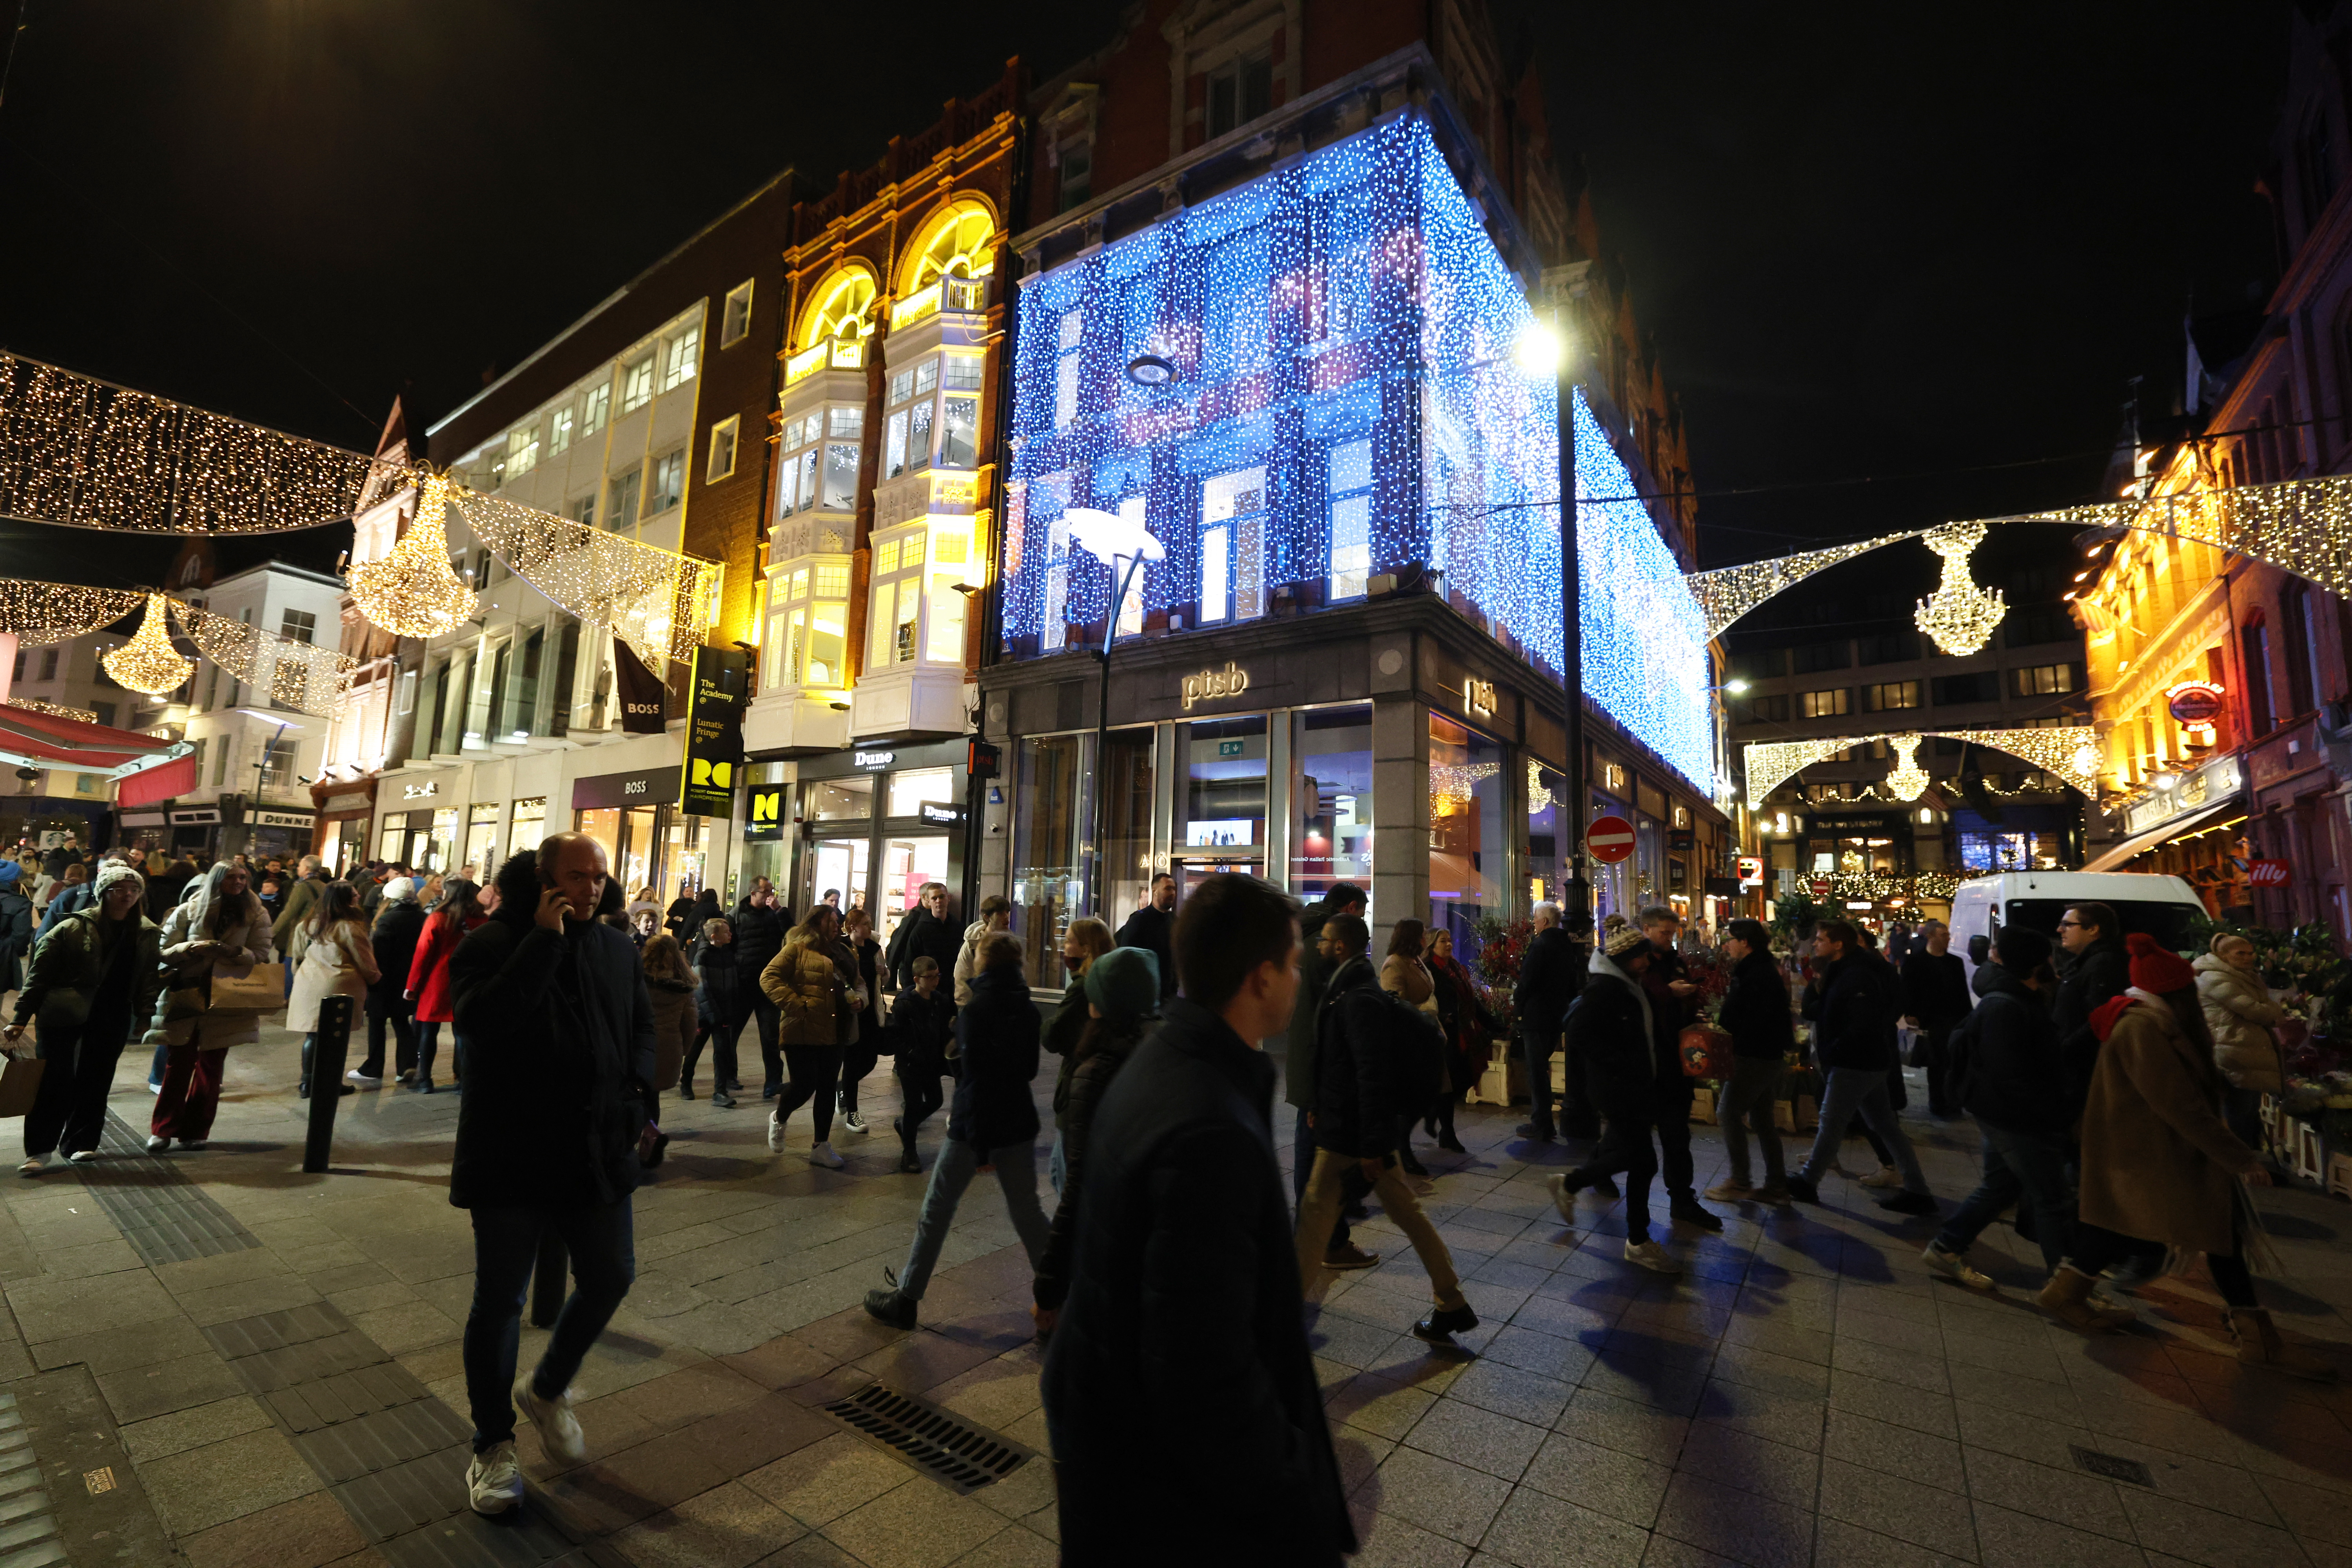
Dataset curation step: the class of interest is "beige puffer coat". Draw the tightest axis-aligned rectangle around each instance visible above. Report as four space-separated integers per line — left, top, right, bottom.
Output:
2192 952 2287 1093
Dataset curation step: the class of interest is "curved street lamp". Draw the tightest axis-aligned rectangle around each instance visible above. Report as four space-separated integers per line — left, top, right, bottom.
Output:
1063 507 1167 916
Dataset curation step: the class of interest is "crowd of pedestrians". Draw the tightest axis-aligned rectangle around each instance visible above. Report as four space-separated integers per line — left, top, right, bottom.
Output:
0 831 2327 1543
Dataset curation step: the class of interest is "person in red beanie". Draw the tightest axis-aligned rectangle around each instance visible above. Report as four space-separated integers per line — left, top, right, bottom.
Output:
2051 934 2333 1377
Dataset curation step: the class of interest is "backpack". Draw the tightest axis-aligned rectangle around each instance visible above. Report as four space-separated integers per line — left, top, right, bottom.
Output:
1363 983 1447 1107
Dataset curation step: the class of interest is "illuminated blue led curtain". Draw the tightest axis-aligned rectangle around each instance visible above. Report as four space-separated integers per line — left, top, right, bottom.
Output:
1002 112 1713 795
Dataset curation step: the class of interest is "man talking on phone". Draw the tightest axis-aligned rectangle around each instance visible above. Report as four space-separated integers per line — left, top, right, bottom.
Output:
447 833 657 1516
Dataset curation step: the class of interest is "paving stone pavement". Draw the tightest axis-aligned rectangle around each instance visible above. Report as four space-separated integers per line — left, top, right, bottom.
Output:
0 1008 2344 1568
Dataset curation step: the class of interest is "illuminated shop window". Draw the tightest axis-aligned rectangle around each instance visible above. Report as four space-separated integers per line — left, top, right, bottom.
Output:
1200 466 1266 624
1328 439 1372 600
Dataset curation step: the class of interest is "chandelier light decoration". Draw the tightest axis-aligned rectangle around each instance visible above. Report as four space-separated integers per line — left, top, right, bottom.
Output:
1744 724 2101 802
100 595 195 695
0 353 387 533
1882 734 1931 801
449 486 719 668
1913 522 2006 655
346 472 477 638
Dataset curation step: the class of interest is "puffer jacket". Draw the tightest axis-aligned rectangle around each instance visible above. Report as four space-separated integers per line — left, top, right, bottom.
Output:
1717 947 1794 1062
728 896 785 989
2192 953 2287 1093
13 905 163 1036
887 984 955 1071
947 964 1041 1150
407 911 483 1025
761 933 838 1045
953 919 995 1006
145 887 273 1050
1563 951 1659 1120
1033 1017 1147 1312
1809 953 1896 1074
693 938 748 1027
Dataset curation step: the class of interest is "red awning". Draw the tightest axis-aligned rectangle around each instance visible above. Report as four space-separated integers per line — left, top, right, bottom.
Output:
0 705 189 789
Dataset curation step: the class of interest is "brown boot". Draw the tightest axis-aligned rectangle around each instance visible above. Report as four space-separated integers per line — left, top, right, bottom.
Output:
2036 1265 2124 1334
2228 1308 2338 1382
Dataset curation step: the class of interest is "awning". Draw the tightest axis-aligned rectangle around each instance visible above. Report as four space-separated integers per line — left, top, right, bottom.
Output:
0 707 193 794
2082 797 2245 872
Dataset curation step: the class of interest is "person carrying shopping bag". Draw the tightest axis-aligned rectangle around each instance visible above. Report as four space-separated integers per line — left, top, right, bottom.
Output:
147 861 276 1153
7 863 162 1171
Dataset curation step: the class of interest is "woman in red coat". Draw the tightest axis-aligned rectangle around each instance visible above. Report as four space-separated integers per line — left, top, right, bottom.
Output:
405 879 485 1093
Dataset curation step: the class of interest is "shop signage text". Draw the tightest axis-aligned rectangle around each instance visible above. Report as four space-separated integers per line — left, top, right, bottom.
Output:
853 750 896 770
572 769 676 811
2167 681 2227 726
1462 677 1495 719
252 810 314 829
1180 662 1250 710
2122 752 2241 836
2249 859 2291 887
919 802 965 826
744 785 786 842
402 782 437 800
680 646 750 819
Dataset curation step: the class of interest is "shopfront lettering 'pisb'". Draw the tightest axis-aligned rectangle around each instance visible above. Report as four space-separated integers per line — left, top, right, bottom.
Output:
1180 664 1250 711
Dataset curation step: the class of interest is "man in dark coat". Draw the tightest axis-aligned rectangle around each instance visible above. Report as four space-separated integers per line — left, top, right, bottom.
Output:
355 882 427 1085
1925 924 2082 1288
1281 882 1369 1264
1547 927 1685 1271
1114 872 1178 1001
728 885 786 1096
1514 902 1581 1141
1708 917 1793 1199
448 834 655 1518
1292 913 1476 1341
1633 904 1716 1229
884 880 962 992
1899 919 1971 1117
2052 901 2127 1118
1042 873 1353 1567
1784 920 1935 1214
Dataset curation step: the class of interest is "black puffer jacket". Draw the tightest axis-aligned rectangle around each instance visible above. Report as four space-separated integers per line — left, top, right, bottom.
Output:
369 900 428 1013
885 906 962 991
1305 956 1396 1160
947 964 1041 1150
1039 996 1353 1566
693 938 748 1027
2053 933 2128 1115
887 984 955 1071
728 896 784 992
1950 961 2067 1140
1717 947 1794 1062
1033 1017 1147 1312
1811 953 1896 1073
449 850 656 1210
1564 952 1659 1118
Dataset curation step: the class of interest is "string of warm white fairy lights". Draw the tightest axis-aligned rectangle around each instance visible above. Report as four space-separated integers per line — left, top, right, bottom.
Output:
1744 725 2102 803
448 486 718 668
0 579 355 714
4 698 98 724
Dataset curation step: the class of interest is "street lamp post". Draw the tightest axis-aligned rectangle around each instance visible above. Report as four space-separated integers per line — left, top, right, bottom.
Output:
1063 508 1166 918
1523 270 1591 929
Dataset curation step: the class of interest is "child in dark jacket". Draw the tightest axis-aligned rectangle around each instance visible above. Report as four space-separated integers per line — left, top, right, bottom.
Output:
888 956 956 1172
686 917 745 1107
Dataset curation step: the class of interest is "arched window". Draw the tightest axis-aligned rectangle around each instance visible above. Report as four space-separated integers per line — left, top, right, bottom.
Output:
898 201 997 296
794 268 878 355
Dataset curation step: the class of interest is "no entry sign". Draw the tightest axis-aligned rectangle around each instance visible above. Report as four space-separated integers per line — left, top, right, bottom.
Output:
1586 814 1635 864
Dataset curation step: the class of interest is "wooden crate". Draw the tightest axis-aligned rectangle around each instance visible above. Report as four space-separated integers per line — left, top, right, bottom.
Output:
1468 1040 1516 1107
1690 1086 1717 1125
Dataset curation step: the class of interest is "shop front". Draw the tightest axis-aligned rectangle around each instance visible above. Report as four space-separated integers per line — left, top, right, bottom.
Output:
788 739 968 946
312 780 377 874
2084 750 2249 912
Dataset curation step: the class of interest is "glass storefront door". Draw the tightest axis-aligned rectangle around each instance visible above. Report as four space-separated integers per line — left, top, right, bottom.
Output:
1291 706 1372 902
809 835 870 920
875 834 950 949
1173 715 1267 899
1428 713 1505 959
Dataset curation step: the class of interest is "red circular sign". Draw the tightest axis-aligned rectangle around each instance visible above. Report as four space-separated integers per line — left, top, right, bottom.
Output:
1586 813 1636 864
2168 682 2225 725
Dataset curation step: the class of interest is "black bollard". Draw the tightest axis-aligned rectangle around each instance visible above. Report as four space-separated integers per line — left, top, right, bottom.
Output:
530 1232 568 1327
301 996 354 1173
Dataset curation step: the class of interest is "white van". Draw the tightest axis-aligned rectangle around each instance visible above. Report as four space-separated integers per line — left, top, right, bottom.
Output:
1944 870 2207 996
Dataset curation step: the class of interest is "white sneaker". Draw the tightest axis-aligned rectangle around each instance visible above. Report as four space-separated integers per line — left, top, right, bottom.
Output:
1859 1164 1902 1190
143 1135 169 1153
147 1082 161 1095
177 1140 207 1152
809 1140 846 1170
1921 1242 1994 1291
16 1155 43 1176
466 1439 525 1514
511 1374 586 1465
65 1150 97 1164
345 1069 382 1087
766 1114 785 1153
1623 1239 1682 1274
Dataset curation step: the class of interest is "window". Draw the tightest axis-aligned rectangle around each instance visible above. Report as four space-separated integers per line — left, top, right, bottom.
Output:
619 356 655 416
261 737 296 786
607 468 641 530
707 416 739 482
1200 466 1267 624
1056 134 1092 214
943 356 984 392
822 440 858 509
1328 438 1372 599
661 326 700 391
2012 663 2076 697
91 701 115 728
579 382 610 436
1855 630 1918 664
1728 647 1785 682
571 493 597 530
37 648 55 682
549 407 574 456
212 736 231 785
1858 680 1920 711
2283 581 2321 717
507 422 539 479
644 452 684 517
939 394 979 468
1205 46 1273 139
1741 693 1789 724
1053 310 1083 430
720 280 754 347
1790 639 1850 674
1797 688 1851 719
1931 671 2002 705
280 609 316 645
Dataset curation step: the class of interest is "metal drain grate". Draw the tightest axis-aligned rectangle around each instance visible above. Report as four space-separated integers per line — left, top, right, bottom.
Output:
820 1383 1032 1495
2069 1445 2155 1488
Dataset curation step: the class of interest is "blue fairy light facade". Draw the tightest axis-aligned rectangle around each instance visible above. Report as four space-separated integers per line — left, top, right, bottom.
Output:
998 111 1713 796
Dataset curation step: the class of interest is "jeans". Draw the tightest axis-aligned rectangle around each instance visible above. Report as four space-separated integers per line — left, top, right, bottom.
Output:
683 1017 742 1093
1654 1100 1696 1200
896 1060 944 1157
24 1022 129 1160
1716 1054 1786 1189
1295 1147 1466 1308
1569 1117 1660 1241
1522 1028 1559 1132
1049 1131 1067 1196
1936 1125 2075 1269
461 1200 636 1452
2073 1220 2257 1308
750 999 782 1094
1919 1020 1960 1115
358 996 416 1080
415 1020 445 1086
773 1045 842 1141
897 1138 1050 1301
838 1035 878 1118
1796 1067 1927 1194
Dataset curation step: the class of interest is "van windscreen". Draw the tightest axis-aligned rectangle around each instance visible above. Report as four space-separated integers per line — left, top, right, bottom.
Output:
2002 899 2201 954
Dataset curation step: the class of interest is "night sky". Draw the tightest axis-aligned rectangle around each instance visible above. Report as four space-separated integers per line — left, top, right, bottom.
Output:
0 0 2296 604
